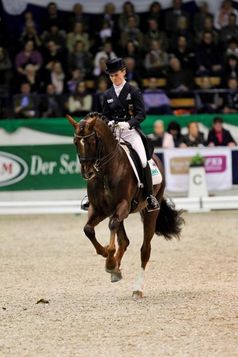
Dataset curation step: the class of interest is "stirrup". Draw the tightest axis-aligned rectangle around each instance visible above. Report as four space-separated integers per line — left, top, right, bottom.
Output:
146 195 160 212
81 196 89 211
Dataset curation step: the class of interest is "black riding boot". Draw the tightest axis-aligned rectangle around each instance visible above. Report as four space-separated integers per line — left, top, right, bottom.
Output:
143 163 160 212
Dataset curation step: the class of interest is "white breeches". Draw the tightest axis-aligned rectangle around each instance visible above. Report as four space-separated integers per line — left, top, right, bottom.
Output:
115 128 147 168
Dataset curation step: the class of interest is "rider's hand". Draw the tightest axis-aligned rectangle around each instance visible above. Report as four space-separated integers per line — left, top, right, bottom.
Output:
117 122 130 130
108 120 115 127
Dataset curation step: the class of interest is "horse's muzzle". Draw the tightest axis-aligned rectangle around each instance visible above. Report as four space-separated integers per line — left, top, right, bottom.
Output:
81 164 96 181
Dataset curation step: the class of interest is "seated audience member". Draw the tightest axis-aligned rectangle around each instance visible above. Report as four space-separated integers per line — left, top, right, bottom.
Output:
214 0 238 30
66 22 90 53
180 121 205 147
67 3 89 32
19 22 42 49
195 76 220 113
21 63 42 93
194 1 213 34
44 40 66 72
66 81 92 116
13 82 38 118
220 13 238 44
15 40 43 78
167 57 193 92
120 15 143 49
167 121 183 147
195 14 219 45
144 18 168 51
124 57 141 86
39 84 62 117
94 42 117 75
169 15 194 51
146 1 164 28
122 40 143 69
171 35 195 71
196 31 222 75
143 77 171 114
165 0 190 34
45 61 66 94
225 37 238 58
207 117 236 147
93 76 109 112
0 46 12 93
67 68 84 93
144 39 169 76
41 2 64 32
93 57 107 77
222 77 238 113
42 24 66 50
68 40 92 75
147 120 174 148
98 2 117 36
118 1 140 32
222 55 238 84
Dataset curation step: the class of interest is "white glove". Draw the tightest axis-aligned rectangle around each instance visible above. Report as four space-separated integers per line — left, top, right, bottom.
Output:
117 122 130 130
108 120 115 127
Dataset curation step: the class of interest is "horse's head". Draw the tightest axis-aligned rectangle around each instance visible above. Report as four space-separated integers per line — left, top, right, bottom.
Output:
66 112 113 180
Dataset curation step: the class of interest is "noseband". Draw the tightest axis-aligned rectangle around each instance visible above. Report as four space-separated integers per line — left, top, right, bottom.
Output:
74 131 119 173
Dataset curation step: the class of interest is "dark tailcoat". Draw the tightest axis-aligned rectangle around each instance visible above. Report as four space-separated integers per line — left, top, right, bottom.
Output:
102 82 153 158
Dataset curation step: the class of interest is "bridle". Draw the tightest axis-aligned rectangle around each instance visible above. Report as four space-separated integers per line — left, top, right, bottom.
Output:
74 131 120 173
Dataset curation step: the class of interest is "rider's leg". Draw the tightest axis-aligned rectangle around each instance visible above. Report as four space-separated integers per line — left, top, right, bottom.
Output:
123 129 159 212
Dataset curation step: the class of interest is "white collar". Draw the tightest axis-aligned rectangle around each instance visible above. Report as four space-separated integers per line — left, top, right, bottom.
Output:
113 80 126 96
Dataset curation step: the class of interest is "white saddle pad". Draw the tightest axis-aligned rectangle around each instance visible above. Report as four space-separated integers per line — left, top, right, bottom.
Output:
120 145 162 187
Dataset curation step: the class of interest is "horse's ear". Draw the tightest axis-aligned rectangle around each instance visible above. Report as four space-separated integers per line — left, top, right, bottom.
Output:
85 116 97 131
66 114 78 128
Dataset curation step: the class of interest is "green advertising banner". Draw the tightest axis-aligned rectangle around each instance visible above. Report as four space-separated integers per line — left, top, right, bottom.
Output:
0 144 86 191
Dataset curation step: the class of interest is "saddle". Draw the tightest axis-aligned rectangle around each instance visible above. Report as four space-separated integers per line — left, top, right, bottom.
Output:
120 142 162 188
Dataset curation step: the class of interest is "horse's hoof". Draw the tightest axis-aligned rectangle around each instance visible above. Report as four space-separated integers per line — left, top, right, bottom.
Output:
132 290 143 299
111 271 123 283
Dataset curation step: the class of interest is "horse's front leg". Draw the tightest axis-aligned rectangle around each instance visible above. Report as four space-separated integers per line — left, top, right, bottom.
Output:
84 206 108 258
106 199 130 282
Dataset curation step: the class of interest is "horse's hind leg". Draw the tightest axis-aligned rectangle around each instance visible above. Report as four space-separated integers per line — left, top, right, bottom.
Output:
84 208 108 258
132 210 159 298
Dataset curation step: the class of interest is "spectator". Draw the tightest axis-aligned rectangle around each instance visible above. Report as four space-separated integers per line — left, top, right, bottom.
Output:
0 46 12 93
93 76 109 111
68 40 92 75
15 40 43 78
196 14 219 45
222 77 238 113
42 24 66 50
207 117 236 146
167 57 193 92
19 22 42 49
170 14 194 51
214 0 238 30
171 35 195 71
220 13 238 45
68 3 89 32
45 61 66 94
94 42 117 75
39 84 62 117
147 120 174 148
21 64 42 93
66 22 90 53
66 81 92 116
167 121 183 147
118 1 140 31
196 31 222 75
222 55 238 84
143 77 171 114
41 2 64 32
144 39 168 76
165 0 190 34
122 40 143 68
144 18 169 51
124 57 141 87
13 82 38 118
67 68 84 93
97 3 118 41
195 76 220 113
44 40 66 72
120 15 143 49
194 1 213 34
180 121 205 147
145 1 164 30
93 57 107 77
225 37 238 58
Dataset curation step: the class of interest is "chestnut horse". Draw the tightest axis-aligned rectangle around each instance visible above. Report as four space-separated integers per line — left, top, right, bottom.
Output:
67 112 184 298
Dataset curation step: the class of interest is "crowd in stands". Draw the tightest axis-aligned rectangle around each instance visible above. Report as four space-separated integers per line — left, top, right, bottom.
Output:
148 117 237 148
1 0 238 119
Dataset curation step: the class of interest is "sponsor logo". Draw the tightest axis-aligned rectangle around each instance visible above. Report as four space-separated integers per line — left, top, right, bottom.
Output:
0 152 28 186
170 155 227 174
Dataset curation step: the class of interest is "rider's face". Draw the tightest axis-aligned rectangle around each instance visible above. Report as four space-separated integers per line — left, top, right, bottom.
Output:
109 69 126 86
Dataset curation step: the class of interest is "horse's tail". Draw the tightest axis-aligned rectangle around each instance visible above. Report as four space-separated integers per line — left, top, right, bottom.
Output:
155 198 184 240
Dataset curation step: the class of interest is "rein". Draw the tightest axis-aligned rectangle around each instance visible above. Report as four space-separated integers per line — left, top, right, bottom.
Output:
74 131 120 173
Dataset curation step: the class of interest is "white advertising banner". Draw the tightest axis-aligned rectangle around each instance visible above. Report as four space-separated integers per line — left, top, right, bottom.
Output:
163 148 232 192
